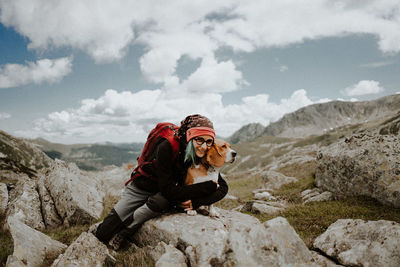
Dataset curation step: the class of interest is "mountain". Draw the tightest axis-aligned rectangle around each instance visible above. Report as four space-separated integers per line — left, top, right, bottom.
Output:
227 123 265 144
229 94 400 143
0 130 52 182
29 138 143 171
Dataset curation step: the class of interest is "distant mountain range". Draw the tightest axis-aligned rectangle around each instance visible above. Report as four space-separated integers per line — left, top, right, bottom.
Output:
28 138 143 171
3 94 398 171
229 94 400 144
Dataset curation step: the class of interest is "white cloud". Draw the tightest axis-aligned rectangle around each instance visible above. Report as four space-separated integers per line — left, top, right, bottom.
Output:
1 0 400 93
342 80 385 96
181 57 247 93
279 65 289 72
359 61 394 68
18 88 324 143
0 57 72 88
0 112 11 119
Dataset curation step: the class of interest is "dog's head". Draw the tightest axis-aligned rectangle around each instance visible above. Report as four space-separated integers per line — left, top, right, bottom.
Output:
206 139 237 168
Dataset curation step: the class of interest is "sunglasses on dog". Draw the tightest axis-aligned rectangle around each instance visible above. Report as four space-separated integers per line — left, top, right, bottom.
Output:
193 137 214 147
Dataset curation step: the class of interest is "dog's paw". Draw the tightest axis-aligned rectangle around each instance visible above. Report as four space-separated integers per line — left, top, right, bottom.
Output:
209 206 220 218
187 210 197 216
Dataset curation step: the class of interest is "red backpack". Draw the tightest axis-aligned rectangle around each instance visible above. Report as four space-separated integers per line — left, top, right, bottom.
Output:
125 122 180 186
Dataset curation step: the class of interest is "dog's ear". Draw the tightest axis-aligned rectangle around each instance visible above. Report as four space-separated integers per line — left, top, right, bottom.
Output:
213 142 223 156
207 143 225 167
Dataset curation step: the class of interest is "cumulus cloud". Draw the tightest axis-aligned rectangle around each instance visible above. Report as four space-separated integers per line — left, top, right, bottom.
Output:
1 0 400 93
342 80 385 96
0 112 11 119
279 65 289 72
0 57 72 88
19 88 325 143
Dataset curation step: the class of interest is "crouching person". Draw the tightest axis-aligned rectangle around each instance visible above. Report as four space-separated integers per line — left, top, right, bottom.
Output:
95 114 228 249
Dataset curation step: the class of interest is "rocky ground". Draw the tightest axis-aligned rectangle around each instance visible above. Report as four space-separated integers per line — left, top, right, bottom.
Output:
1 113 400 266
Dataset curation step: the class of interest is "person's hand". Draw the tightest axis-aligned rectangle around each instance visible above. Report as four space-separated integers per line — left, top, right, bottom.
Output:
212 180 220 189
180 200 193 211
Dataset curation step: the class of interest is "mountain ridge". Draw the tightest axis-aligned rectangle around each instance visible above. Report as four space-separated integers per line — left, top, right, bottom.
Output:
229 93 400 144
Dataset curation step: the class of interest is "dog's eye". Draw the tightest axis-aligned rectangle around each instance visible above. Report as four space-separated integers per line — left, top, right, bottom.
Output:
222 145 227 148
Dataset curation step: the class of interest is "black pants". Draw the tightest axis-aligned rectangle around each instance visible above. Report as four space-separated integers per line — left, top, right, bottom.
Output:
95 182 169 244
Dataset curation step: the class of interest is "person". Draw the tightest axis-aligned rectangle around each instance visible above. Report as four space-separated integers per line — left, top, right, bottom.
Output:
95 114 228 247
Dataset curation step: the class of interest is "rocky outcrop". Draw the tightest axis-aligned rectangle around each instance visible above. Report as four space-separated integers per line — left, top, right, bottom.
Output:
241 200 286 215
301 188 334 204
6 216 67 267
0 130 52 180
134 209 317 266
261 170 297 190
262 94 400 139
52 232 116 266
379 113 400 135
6 179 45 230
314 219 400 267
315 132 400 207
228 123 265 144
89 165 132 199
42 160 104 225
0 182 7 217
148 241 187 267
37 177 63 228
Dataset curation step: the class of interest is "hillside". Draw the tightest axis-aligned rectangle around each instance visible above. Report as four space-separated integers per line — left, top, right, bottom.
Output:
229 94 400 143
29 138 143 171
1 106 400 266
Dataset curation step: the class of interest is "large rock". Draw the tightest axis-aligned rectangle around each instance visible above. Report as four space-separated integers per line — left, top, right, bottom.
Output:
261 170 297 190
0 182 7 217
89 165 131 199
43 160 104 225
6 179 45 230
134 209 317 267
52 232 115 266
37 177 63 228
0 130 52 180
6 216 67 267
315 132 400 207
314 219 400 267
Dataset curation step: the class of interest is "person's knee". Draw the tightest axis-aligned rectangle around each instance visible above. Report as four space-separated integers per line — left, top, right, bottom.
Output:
147 193 169 212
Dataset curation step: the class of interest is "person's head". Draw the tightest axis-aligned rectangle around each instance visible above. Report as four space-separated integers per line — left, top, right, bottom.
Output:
178 114 215 164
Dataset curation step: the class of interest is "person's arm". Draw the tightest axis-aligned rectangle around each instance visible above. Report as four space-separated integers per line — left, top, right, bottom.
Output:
191 174 228 209
155 140 218 202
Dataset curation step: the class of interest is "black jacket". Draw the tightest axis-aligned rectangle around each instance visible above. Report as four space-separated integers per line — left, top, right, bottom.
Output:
133 139 228 208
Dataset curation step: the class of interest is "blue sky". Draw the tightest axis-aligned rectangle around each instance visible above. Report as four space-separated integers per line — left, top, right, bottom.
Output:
0 0 399 144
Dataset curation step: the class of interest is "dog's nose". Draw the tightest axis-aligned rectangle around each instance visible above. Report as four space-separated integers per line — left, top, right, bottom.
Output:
232 151 237 158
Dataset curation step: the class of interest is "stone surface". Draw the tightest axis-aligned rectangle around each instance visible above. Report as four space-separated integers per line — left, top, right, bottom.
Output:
154 242 187 267
304 191 333 204
301 189 334 204
251 202 285 215
261 170 297 190
254 191 276 201
7 216 67 267
52 232 115 267
0 182 7 217
311 251 342 267
89 165 131 199
134 209 317 267
314 219 400 267
37 176 63 228
43 160 104 225
6 179 45 230
315 132 400 207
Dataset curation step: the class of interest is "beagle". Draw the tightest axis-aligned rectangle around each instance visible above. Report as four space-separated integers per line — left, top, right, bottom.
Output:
185 139 236 217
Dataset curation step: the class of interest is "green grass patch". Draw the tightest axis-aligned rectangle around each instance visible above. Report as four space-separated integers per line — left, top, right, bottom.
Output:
225 174 263 200
43 224 90 245
0 217 13 267
111 245 154 267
